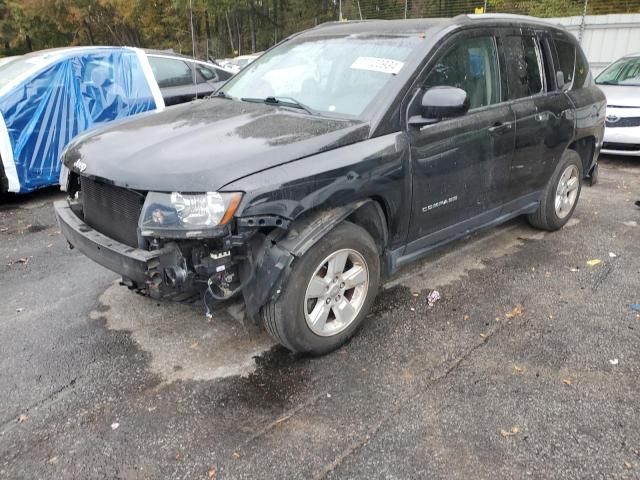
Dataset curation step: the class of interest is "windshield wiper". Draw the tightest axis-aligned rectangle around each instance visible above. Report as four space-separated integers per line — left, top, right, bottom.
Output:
596 80 618 85
241 96 318 115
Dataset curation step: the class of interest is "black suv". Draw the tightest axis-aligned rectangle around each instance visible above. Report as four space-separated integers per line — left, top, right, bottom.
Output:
56 14 605 355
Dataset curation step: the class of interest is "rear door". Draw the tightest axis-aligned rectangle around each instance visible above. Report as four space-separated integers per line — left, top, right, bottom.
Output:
500 29 574 205
405 31 515 251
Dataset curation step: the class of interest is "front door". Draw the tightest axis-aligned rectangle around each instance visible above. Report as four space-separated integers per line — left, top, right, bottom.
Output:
405 33 515 253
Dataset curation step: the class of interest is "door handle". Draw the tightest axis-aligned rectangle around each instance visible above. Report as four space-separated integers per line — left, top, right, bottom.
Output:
488 122 512 135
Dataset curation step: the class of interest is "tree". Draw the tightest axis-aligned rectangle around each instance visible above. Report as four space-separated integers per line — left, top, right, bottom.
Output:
0 0 637 59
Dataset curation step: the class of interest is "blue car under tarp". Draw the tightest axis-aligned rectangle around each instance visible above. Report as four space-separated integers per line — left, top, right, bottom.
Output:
0 47 164 193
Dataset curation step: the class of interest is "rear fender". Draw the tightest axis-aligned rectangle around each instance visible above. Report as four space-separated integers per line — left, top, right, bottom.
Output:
241 200 370 322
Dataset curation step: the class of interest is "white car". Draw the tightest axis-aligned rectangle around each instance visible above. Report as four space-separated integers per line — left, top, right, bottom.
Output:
0 47 235 193
220 53 263 73
596 53 640 156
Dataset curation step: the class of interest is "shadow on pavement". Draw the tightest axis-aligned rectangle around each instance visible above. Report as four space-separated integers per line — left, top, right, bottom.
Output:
0 186 64 209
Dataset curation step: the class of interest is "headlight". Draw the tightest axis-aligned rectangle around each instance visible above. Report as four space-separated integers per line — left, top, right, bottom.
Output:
139 191 242 237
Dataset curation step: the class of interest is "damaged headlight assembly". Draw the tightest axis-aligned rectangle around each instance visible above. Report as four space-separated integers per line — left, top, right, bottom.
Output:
138 191 248 307
139 191 243 237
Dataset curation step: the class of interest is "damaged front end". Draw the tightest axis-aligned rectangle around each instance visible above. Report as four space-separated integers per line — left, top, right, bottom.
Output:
56 172 369 323
55 173 291 312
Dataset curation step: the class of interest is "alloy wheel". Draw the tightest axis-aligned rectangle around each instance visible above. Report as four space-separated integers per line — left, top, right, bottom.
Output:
304 248 370 337
555 164 580 219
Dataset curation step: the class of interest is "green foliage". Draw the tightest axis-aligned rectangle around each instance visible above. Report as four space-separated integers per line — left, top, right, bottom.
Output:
487 0 584 17
0 0 634 58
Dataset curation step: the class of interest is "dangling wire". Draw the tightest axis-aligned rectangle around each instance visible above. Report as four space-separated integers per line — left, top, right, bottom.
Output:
202 254 255 319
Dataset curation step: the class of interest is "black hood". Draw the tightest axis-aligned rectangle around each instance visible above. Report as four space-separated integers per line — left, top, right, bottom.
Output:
64 98 369 192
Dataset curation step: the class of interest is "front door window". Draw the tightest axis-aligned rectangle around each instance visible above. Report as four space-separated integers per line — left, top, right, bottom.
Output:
423 36 501 109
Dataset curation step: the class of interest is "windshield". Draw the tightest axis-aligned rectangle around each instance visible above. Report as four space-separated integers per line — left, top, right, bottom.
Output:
221 35 422 117
596 56 640 86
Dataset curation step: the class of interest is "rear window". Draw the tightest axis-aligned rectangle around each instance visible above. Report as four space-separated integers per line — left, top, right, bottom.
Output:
503 36 544 100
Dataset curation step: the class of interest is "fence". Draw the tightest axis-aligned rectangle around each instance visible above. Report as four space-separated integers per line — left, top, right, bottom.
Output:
337 2 640 73
191 0 640 63
549 14 640 74
336 0 640 20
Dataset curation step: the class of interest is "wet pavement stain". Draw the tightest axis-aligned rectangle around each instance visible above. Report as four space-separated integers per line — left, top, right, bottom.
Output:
231 347 312 410
24 224 50 233
92 283 275 384
368 285 415 317
87 218 564 390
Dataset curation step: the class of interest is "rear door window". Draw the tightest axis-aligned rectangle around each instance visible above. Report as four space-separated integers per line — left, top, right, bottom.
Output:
147 56 194 88
193 64 232 82
574 46 591 88
195 64 218 82
503 36 544 99
423 36 501 109
214 67 232 81
555 39 576 88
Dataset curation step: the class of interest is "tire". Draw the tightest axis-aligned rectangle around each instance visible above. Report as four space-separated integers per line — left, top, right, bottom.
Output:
527 150 583 231
261 221 380 355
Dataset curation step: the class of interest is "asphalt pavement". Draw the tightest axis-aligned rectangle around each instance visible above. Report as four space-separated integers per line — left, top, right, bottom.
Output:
0 156 639 480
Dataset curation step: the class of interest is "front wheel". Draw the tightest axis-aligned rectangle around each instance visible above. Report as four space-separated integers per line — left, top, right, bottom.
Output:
528 150 583 231
261 221 380 355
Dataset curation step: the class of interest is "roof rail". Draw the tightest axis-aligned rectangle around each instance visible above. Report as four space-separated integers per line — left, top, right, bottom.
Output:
312 19 386 29
462 13 553 23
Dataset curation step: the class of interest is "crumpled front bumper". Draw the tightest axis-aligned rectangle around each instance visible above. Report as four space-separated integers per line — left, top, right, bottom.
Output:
54 200 178 297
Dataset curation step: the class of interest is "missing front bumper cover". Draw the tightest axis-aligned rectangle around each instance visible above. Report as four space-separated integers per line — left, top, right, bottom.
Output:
54 200 180 298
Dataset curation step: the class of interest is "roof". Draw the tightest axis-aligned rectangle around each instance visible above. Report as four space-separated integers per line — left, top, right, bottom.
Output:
307 13 564 37
14 46 217 64
18 45 130 60
306 18 449 36
142 48 209 62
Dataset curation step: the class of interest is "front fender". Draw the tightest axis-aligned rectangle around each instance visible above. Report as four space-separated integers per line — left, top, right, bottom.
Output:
241 200 369 322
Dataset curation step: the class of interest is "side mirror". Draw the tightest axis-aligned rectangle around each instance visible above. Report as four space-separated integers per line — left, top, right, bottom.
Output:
556 71 568 90
409 86 469 128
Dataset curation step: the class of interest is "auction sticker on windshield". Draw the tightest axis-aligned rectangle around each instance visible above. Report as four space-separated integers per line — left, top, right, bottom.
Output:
350 57 404 75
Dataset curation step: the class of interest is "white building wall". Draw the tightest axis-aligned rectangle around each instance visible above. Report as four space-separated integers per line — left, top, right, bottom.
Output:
547 14 640 75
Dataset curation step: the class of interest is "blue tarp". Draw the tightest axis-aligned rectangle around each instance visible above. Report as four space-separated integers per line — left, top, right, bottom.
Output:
0 48 157 193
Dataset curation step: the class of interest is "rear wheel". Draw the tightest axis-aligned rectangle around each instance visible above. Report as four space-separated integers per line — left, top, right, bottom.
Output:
528 150 583 231
261 221 380 355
